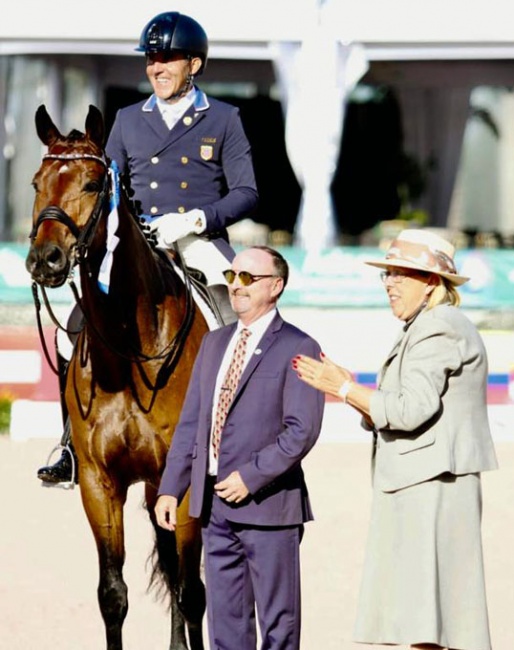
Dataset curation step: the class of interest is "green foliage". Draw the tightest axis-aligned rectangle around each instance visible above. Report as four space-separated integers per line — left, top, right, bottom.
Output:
0 394 13 434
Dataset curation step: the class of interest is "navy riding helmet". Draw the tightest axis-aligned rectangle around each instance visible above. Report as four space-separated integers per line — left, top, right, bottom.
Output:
136 12 209 74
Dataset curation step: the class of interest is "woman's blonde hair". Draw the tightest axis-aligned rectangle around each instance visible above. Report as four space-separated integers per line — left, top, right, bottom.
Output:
426 274 461 309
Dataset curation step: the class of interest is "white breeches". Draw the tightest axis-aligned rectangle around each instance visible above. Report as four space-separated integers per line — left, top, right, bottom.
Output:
174 235 229 286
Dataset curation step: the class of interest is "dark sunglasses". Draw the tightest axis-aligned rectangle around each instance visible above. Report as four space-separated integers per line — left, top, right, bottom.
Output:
223 270 277 286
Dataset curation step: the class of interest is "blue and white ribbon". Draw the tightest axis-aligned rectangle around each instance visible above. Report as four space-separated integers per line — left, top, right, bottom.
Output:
98 161 120 294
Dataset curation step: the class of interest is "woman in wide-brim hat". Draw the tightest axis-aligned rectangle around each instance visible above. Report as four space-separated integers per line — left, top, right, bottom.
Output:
292 229 498 650
366 227 470 285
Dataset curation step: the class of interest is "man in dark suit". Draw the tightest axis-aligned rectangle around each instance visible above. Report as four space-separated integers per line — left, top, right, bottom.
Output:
155 246 325 650
37 11 258 485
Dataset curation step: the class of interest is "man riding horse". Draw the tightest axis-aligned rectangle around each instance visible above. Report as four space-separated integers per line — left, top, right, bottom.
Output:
37 11 259 485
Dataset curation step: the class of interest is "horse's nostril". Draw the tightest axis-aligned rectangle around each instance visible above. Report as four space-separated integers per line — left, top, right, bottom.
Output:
45 245 67 270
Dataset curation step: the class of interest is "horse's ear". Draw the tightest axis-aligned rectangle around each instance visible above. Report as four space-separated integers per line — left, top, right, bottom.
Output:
35 104 62 147
85 105 105 148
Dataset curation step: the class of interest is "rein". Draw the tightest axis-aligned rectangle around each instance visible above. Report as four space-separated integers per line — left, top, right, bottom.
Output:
66 247 196 417
29 151 110 374
30 280 82 375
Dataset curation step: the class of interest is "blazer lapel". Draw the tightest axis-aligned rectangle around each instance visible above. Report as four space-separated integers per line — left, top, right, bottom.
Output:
211 314 283 419
207 325 237 407
158 105 206 151
141 108 169 140
233 313 282 399
140 104 207 152
377 327 406 386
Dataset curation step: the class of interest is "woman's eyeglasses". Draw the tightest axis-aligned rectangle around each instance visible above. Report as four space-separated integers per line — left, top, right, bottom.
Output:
380 269 409 283
223 270 277 286
380 269 429 283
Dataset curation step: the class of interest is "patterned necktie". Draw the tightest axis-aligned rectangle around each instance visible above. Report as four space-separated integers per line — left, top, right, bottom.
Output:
212 328 252 458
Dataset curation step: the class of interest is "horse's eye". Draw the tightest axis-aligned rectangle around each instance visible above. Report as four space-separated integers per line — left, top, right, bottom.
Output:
83 180 102 193
32 181 38 192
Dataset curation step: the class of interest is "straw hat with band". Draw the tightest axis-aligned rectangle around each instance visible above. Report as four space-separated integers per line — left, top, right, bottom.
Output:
365 229 469 286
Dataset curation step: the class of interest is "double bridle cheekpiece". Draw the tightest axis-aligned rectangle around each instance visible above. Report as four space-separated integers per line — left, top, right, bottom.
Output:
29 149 196 411
29 152 111 266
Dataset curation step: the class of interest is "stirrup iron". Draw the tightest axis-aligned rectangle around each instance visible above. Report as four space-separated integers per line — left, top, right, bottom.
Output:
41 443 77 490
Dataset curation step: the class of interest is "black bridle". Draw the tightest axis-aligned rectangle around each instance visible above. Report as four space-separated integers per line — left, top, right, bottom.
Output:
29 152 110 266
29 150 197 414
29 151 110 374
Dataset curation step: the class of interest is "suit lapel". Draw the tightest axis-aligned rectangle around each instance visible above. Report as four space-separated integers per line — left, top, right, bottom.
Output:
140 104 207 152
208 314 283 419
205 325 237 407
233 314 283 399
142 108 169 140
158 105 206 151
377 327 406 386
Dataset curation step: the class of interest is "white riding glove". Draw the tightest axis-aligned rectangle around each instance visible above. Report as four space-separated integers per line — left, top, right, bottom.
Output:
148 209 206 248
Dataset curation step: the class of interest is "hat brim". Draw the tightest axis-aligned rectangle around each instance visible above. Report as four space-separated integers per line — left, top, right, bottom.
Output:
365 258 469 286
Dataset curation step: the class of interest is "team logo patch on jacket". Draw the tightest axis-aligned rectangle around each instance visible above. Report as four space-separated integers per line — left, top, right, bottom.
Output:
200 145 214 161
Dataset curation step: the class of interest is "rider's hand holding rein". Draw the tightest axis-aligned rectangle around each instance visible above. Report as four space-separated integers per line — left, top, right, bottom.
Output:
144 209 206 247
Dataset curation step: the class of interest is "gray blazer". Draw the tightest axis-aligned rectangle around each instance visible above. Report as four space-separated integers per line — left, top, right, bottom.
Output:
369 304 498 492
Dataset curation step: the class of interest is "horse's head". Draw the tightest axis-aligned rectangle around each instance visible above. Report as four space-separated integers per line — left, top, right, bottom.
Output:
25 105 109 287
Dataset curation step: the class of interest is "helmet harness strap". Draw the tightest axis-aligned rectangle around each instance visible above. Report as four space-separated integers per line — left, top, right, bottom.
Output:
165 56 195 102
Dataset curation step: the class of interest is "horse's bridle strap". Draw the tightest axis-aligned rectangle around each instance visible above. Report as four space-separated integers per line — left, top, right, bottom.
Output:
29 205 81 241
31 153 111 260
43 152 108 167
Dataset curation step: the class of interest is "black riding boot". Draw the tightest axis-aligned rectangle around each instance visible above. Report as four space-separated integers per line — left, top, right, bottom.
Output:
37 353 78 485
37 420 78 484
207 284 237 326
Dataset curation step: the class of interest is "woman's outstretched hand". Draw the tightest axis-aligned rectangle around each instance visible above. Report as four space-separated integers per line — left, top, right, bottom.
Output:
292 353 353 400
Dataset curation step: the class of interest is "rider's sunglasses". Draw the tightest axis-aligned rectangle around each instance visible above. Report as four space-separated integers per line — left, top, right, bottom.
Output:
223 270 277 286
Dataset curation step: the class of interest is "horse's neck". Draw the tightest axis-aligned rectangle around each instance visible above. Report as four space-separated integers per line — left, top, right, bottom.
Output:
80 204 173 343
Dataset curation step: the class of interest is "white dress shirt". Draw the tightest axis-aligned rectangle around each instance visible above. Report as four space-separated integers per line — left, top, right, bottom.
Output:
156 89 195 130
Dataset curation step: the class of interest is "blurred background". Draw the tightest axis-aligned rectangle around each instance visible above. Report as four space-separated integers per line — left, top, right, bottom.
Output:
1 4 514 648
3 0 514 436
3 0 514 248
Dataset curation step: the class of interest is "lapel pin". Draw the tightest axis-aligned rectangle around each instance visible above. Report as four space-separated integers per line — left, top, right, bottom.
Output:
183 116 193 126
254 349 262 355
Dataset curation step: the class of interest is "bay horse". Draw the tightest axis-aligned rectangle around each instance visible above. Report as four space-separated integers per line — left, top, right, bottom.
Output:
25 105 208 650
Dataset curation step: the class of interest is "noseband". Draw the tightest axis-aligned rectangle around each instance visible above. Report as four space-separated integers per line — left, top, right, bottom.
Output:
29 152 110 264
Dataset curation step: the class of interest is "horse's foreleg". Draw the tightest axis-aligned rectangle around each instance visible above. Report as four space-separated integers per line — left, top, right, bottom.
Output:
155 524 189 650
97 544 128 650
146 485 205 650
175 491 205 650
80 475 128 650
